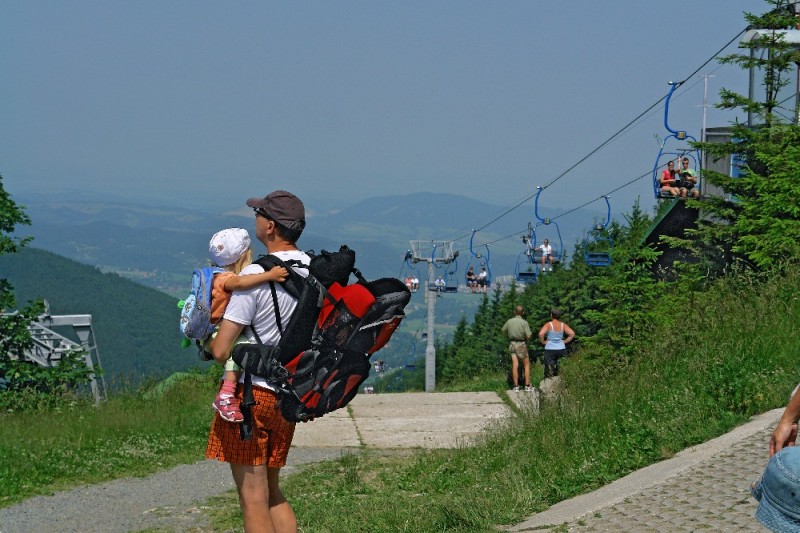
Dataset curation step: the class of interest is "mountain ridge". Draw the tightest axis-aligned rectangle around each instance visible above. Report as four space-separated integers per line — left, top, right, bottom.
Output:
14 191 603 295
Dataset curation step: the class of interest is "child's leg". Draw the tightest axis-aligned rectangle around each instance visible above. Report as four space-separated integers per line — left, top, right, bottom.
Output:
222 370 238 386
213 359 243 423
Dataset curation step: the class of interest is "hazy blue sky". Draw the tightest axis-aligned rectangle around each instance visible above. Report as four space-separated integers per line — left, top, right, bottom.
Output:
2 1 766 226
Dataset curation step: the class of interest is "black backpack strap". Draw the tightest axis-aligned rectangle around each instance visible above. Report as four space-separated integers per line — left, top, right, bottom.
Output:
239 284 283 441
253 254 306 300
238 326 261 441
239 373 255 440
270 281 283 333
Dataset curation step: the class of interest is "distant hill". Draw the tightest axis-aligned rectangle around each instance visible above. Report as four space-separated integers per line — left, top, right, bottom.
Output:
0 247 202 385
13 191 602 295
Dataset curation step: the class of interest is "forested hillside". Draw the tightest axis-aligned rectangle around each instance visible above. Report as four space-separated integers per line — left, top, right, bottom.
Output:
0 246 480 387
0 247 201 385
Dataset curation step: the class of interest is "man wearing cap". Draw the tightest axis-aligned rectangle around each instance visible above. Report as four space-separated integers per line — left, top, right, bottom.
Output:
205 190 310 532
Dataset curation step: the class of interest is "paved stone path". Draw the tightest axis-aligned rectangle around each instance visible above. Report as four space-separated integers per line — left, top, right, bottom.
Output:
556 429 768 532
509 408 781 532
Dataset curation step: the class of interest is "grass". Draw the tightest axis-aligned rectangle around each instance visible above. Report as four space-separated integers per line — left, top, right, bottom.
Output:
2 270 799 531
208 269 800 532
0 370 217 506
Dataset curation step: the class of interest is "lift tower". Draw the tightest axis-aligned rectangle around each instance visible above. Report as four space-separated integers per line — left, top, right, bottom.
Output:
4 305 107 404
408 240 458 392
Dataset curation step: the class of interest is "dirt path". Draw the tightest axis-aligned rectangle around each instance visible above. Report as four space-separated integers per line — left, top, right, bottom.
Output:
0 392 511 532
0 447 346 533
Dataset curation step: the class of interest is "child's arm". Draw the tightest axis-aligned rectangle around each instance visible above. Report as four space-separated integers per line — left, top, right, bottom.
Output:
223 266 289 291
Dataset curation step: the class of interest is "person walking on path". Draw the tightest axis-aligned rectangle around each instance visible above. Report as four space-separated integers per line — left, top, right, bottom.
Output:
501 305 533 392
537 308 574 379
206 190 310 533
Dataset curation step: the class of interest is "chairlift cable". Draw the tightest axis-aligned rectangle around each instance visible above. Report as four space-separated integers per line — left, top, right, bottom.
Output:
442 26 748 244
459 166 660 252
550 169 653 222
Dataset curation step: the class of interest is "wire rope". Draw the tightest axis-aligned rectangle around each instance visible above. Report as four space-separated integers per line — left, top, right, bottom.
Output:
443 27 750 251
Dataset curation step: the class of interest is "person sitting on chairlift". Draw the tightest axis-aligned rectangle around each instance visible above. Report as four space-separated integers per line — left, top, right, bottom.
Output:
466 266 477 293
435 276 445 291
477 267 488 292
679 157 700 199
539 239 554 272
660 160 681 198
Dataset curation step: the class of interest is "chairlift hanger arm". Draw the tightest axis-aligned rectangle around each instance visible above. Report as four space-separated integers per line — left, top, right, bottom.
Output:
469 229 483 259
664 81 685 137
484 244 492 280
534 187 546 224
599 195 611 230
447 257 459 276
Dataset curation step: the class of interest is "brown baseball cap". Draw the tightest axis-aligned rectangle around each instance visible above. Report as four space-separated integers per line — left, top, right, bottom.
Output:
246 190 306 231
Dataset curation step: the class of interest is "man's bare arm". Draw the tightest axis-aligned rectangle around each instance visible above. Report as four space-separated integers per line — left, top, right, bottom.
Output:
209 319 245 364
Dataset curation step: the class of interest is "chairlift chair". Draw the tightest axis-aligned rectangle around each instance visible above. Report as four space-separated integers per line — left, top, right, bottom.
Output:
533 187 565 271
514 222 538 283
444 257 459 293
652 81 702 199
405 326 422 371
468 229 492 289
583 196 614 267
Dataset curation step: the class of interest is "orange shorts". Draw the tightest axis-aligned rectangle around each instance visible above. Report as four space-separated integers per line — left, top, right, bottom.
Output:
206 385 296 468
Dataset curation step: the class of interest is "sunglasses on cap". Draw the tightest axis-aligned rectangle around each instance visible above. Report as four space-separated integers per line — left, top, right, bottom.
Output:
253 207 271 219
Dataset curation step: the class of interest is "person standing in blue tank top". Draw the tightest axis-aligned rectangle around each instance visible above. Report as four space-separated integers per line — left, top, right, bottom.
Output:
538 308 575 379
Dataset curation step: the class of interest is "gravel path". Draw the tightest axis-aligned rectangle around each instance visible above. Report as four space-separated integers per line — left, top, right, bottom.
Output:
0 391 507 532
0 447 349 533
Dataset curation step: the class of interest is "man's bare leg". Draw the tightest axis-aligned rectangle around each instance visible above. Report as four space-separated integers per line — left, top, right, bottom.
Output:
268 467 297 532
231 464 297 533
511 354 520 388
522 357 531 387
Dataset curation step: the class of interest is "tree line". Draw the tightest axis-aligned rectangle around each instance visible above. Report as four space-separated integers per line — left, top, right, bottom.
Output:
377 0 800 390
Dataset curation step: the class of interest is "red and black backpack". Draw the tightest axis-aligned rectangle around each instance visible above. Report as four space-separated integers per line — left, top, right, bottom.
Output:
231 246 411 439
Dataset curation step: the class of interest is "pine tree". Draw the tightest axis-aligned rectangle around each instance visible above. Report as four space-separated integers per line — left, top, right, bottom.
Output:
695 0 800 271
0 177 94 409
0 175 40 363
